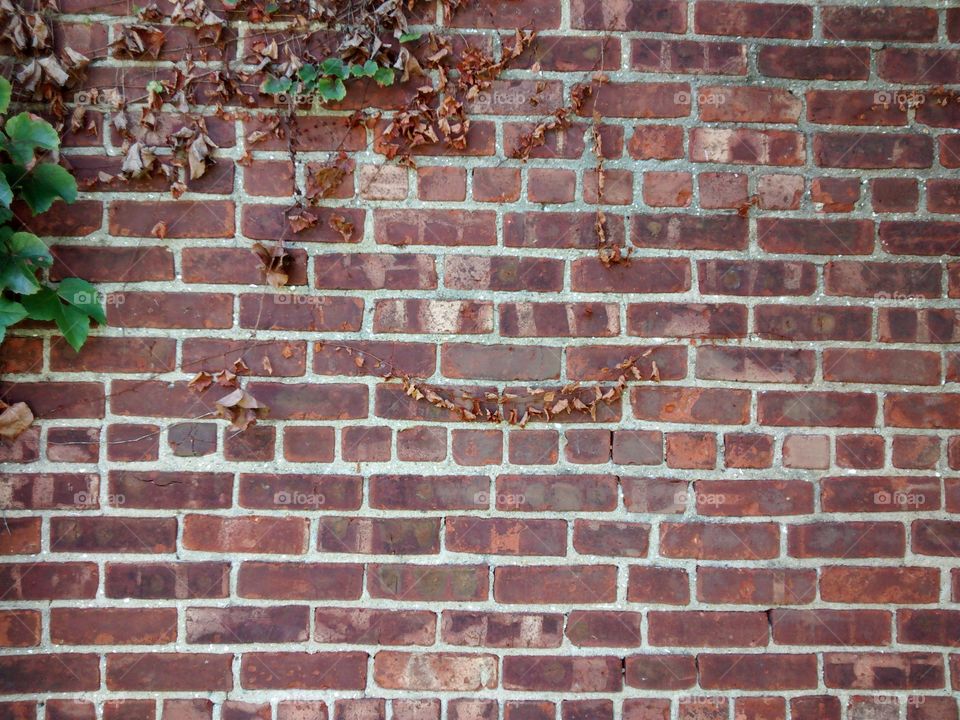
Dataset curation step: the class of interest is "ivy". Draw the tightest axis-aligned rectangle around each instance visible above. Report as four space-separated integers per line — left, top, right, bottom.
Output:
260 55 396 106
0 76 100 351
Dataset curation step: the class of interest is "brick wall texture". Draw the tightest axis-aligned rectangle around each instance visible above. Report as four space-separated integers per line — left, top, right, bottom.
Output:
4 0 960 718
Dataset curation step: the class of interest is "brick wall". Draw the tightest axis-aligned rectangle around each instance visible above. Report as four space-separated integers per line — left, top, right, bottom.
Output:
3 0 960 718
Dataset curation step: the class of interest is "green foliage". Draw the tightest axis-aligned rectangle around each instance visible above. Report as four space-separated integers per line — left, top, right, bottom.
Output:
0 76 100 351
260 55 395 107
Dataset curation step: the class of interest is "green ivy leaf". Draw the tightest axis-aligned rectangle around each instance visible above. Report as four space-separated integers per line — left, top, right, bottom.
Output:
20 285 60 320
8 231 53 267
298 64 318 85
0 297 27 331
373 66 395 87
57 302 89 351
259 75 291 94
315 77 347 102
0 260 41 294
3 112 59 166
0 207 12 225
20 286 90 351
320 58 348 80
0 77 11 115
398 31 421 43
15 163 78 214
0 171 11 208
57 277 107 325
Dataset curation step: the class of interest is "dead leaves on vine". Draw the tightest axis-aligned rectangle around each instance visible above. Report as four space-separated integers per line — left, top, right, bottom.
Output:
0 401 34 440
189 359 269 431
397 351 657 427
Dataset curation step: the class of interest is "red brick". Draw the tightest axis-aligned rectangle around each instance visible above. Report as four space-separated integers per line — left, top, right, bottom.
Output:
808 91 905 127
314 253 436 290
821 566 939 604
502 657 620 695
824 652 943 690
578 82 690 119
756 304 871 341
505 211 625 248
51 245 173 282
109 292 232 329
624 654 696 689
881 221 960 255
825 261 941 299
109 201 234 238
789 522 904 558
628 302 747 338
650 610 768 648
791 697 841 720
370 474 489 510
508 429 558 465
496 474 617 512
701 86 800 123
759 391 876 427
574 520 649 558
528 169 575 204
375 652 497 691
495 565 616 604
109 471 232 509
0 610 40 647
758 218 873 255
341 426 391 462
240 473 361 511
660 522 779 559
564 429 611 464
240 652 367 690
237 563 363 600
628 125 684 160
51 608 176 645
872 178 918 212
443 343 560 380
815 133 933 169
695 1 811 38
699 172 748 209
771 609 891 646
368 564 488 602
106 562 228 599
699 654 817 690
811 177 860 212
572 0 685 31
500 301 620 337
824 349 940 385
473 167 520 202
315 608 435 646
723 433 774 469
107 653 231 691
441 610 563 649
417 167 466 201
666 432 717 469
823 6 937 42
398 427 447 462
697 346 814 383
572 258 691 293
0 655 99 693
759 45 869 80
695 479 813 516
893 435 940 470
691 128 804 166
374 299 492 334
642 172 691 207
631 40 746 75
757 173 803 209
699 259 816 296
184 515 306 554
186 606 309 643
632 386 749 425
698 567 816 605
319 517 438 555
375 209 495 246
834 435 885 470
52 517 175 553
